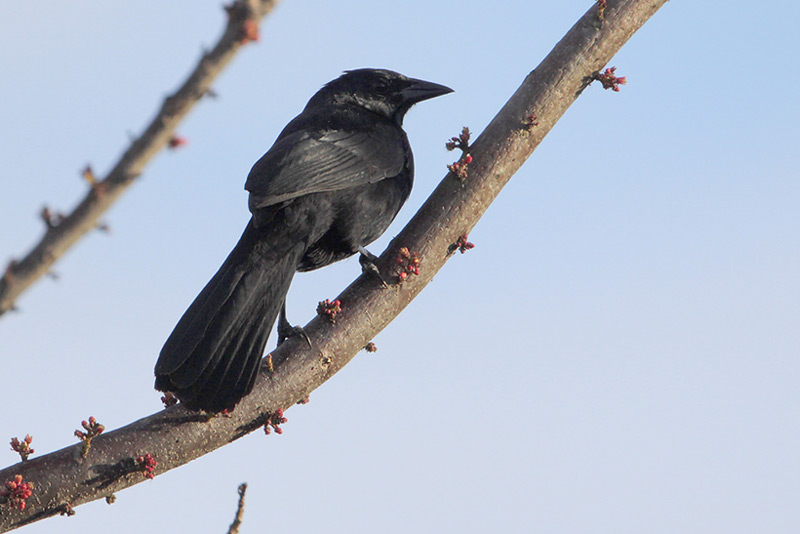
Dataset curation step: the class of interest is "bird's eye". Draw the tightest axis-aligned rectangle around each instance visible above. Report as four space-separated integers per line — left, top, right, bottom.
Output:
374 81 390 93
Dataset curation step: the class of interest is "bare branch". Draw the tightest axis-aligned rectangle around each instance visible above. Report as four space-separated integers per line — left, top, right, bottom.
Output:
0 0 667 530
0 0 281 317
227 483 247 534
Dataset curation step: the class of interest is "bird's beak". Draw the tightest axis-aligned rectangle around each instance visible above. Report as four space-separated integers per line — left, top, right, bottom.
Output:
401 78 454 104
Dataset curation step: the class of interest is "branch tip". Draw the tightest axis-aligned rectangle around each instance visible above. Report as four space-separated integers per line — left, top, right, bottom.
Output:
40 206 63 230
263 410 287 435
448 234 475 255
445 126 471 152
592 66 627 91
227 483 247 534
316 299 342 322
74 416 105 457
395 247 421 282
167 135 189 149
446 128 474 180
81 165 97 186
10 435 34 462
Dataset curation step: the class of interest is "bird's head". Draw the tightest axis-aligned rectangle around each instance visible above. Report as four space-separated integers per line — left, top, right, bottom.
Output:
308 68 453 125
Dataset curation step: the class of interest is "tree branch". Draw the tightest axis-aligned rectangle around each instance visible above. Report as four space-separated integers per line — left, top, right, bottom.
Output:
226 483 247 534
0 0 280 317
0 0 667 530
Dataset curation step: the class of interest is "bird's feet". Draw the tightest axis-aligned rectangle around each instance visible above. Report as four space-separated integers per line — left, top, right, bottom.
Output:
358 246 388 287
277 306 312 347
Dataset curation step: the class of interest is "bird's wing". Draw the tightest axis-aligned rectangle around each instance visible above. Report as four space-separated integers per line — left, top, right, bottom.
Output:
245 124 406 210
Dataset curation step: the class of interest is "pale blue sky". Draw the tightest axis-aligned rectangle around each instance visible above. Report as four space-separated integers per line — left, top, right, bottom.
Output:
2 1 799 532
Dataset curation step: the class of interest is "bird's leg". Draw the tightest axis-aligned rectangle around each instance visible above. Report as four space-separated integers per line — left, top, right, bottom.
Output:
277 301 311 347
358 246 388 287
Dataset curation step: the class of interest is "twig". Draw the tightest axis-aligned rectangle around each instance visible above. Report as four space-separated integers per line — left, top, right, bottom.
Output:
227 483 247 534
0 1 667 530
0 0 280 317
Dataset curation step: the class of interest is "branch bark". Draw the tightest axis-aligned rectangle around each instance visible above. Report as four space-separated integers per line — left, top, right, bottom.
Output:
0 0 667 530
0 0 280 317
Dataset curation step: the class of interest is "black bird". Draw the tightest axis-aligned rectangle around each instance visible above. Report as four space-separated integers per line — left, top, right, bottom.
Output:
155 69 452 412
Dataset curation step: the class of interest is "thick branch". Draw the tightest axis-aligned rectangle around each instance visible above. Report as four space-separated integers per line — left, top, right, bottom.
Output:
0 1 667 530
0 0 280 317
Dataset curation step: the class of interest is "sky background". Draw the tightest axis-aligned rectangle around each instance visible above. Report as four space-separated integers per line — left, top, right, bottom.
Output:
2 1 799 532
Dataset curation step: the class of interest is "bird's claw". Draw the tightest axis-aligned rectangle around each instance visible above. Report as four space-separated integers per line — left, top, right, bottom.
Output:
358 247 388 288
277 324 312 347
278 304 312 347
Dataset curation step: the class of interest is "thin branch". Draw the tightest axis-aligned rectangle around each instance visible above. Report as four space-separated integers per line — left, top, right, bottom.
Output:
0 1 667 531
0 0 280 317
227 483 247 534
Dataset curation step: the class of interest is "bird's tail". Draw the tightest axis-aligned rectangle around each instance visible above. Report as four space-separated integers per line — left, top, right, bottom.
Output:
155 220 304 412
